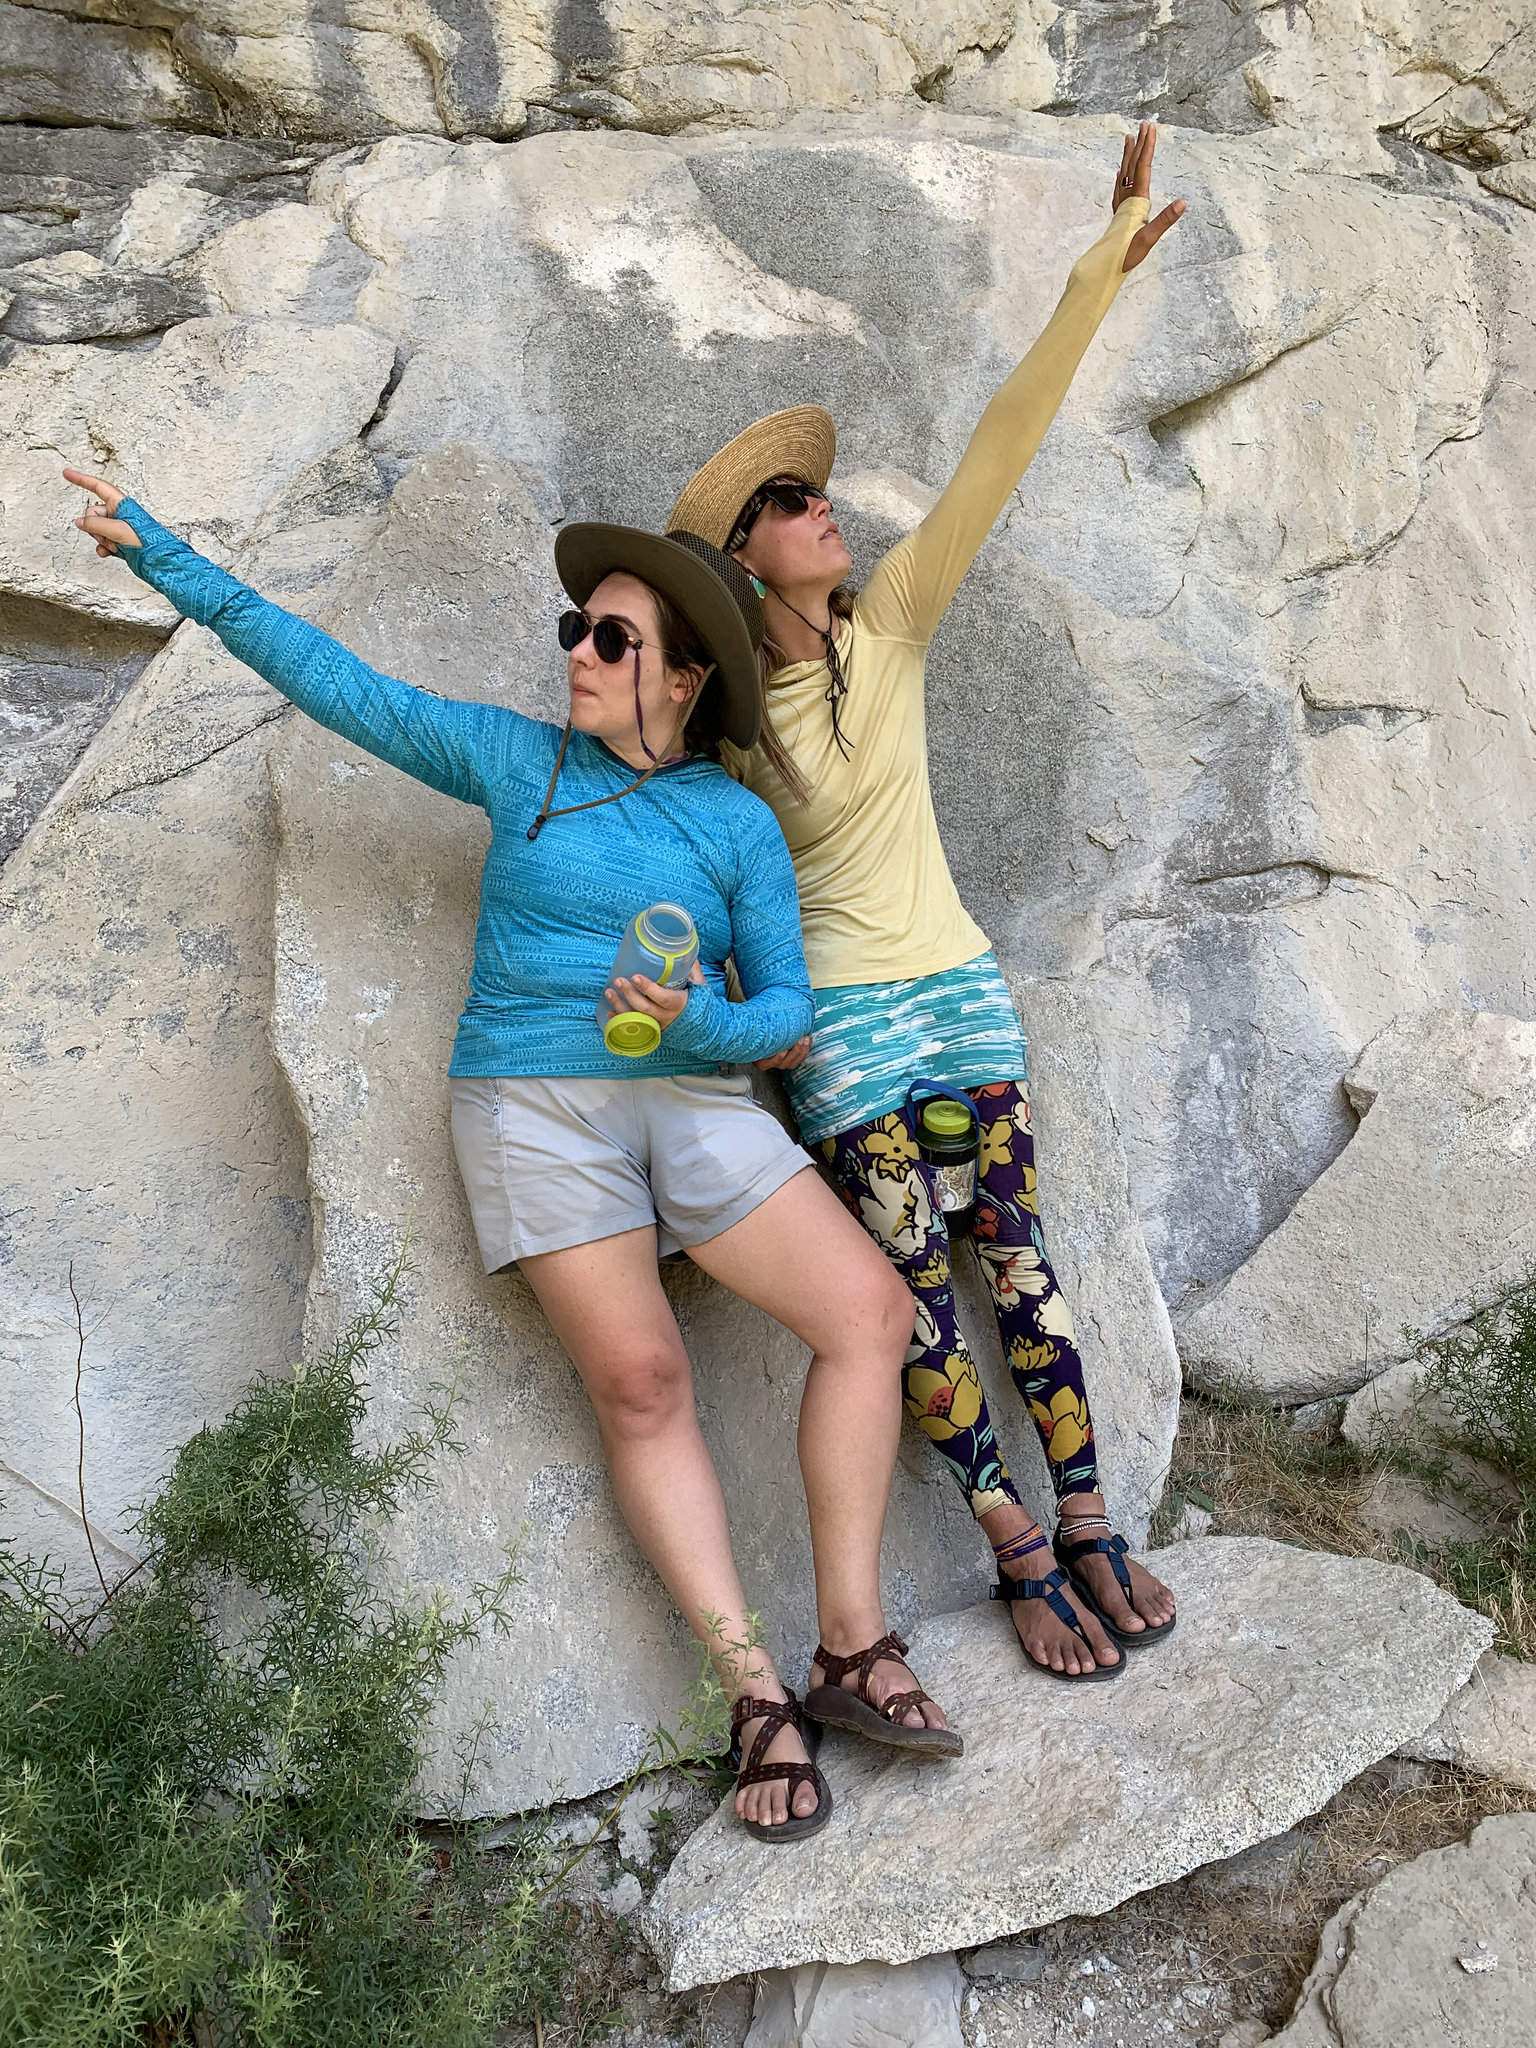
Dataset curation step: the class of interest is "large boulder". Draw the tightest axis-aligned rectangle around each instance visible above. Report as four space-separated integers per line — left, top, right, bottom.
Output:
4 109 1535 1807
6 116 1535 1323
0 459 393 1590
1179 1008 1536 1401
1396 1652 1536 1794
1270 1813 1536 2048
644 1536 1492 1989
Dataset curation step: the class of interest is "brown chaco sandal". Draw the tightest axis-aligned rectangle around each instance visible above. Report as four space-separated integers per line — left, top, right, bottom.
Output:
730 1688 833 1843
803 1630 964 1757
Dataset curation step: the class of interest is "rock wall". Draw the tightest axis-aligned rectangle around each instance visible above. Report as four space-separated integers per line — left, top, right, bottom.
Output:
4 3 1535 1807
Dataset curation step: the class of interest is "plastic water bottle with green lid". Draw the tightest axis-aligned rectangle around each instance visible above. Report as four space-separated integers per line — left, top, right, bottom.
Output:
598 903 699 1056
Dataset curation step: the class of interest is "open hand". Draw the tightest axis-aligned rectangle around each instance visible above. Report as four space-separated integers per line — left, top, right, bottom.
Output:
1113 123 1185 273
63 466 141 555
754 1035 811 1073
605 958 705 1032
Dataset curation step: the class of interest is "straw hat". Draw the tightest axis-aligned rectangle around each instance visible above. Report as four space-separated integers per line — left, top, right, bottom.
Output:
553 523 766 749
667 405 836 551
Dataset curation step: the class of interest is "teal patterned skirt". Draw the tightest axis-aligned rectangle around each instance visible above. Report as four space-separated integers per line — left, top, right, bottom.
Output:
784 950 1027 1145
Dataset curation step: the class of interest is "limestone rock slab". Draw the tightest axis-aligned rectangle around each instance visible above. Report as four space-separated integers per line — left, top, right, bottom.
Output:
644 1538 1491 1990
1270 1814 1536 2047
0 315 395 624
0 636 309 1589
1396 1653 1536 1793
0 479 386 1600
1179 1009 1536 1401
745 1956 965 2048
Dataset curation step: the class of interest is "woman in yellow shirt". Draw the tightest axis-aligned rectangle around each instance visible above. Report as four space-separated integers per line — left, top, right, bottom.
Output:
668 126 1184 1684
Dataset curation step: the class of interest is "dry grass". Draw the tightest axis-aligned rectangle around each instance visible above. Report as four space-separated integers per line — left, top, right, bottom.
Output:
1153 1385 1536 1660
1154 1391 1380 1558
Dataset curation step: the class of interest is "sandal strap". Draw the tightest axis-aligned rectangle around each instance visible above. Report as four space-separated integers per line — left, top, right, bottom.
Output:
1056 1528 1134 1601
730 1690 805 1779
812 1629 910 1705
990 1564 1093 1647
875 1686 933 1725
735 1757 824 1798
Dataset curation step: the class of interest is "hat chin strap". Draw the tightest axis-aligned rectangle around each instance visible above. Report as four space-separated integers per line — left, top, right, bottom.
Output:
527 658 717 842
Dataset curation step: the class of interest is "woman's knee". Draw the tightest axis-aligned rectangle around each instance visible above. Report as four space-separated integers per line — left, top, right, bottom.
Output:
849 1248 919 1352
584 1339 695 1438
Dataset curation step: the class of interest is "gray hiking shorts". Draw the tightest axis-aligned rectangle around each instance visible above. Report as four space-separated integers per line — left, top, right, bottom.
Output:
450 1071 813 1268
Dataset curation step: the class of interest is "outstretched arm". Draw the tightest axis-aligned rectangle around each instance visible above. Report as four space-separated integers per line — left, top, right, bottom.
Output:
857 124 1185 646
65 467 512 807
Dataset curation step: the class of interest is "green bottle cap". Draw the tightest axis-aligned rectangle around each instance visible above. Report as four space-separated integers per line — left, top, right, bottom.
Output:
605 1011 662 1057
921 1099 972 1137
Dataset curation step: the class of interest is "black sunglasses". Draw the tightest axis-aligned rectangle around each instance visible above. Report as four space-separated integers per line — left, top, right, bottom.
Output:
728 478 832 551
558 609 644 664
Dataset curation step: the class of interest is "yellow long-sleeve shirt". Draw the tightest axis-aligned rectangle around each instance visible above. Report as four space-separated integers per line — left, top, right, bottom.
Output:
727 197 1148 990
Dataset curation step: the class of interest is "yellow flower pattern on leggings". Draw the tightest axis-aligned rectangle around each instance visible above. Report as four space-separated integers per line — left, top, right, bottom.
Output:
821 1076 1099 1513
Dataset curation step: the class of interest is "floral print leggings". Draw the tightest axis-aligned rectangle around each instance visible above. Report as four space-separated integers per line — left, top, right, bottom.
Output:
819 1079 1099 1518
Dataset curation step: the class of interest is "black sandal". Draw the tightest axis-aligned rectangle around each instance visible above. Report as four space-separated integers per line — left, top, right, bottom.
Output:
730 1688 833 1843
803 1630 963 1756
1053 1524 1176 1650
991 1558 1126 1683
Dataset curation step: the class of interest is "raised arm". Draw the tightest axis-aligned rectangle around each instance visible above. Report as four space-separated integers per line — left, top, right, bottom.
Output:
857 124 1185 647
65 467 513 807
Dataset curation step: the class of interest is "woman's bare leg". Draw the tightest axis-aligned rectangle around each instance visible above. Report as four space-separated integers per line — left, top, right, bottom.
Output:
688 1167 949 1731
519 1224 816 1826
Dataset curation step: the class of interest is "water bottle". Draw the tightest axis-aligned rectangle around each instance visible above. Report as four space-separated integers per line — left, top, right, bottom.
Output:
905 1078 980 1237
598 903 699 1057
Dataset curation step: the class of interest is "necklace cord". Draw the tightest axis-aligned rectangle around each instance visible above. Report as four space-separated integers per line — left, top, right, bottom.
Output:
770 587 851 759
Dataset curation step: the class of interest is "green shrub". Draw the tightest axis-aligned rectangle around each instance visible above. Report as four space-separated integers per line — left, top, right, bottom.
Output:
1420 1276 1536 1494
0 1244 567 2047
1393 1273 1536 1660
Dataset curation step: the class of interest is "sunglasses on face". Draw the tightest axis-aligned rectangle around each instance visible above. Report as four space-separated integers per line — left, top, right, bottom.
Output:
729 478 833 551
558 609 644 664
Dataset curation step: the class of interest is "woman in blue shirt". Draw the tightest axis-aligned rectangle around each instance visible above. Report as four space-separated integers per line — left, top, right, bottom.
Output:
67 464 960 1843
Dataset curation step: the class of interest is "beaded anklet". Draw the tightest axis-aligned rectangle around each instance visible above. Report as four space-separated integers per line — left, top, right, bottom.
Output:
991 1523 1050 1574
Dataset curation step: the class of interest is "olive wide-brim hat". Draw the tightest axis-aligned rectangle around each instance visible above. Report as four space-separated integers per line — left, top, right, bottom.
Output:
553 523 766 749
667 405 836 552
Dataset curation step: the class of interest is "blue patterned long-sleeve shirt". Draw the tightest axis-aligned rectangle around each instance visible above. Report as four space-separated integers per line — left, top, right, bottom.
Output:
116 500 813 1078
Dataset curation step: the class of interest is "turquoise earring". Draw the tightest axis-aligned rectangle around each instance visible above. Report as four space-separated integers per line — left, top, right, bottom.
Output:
750 573 767 599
